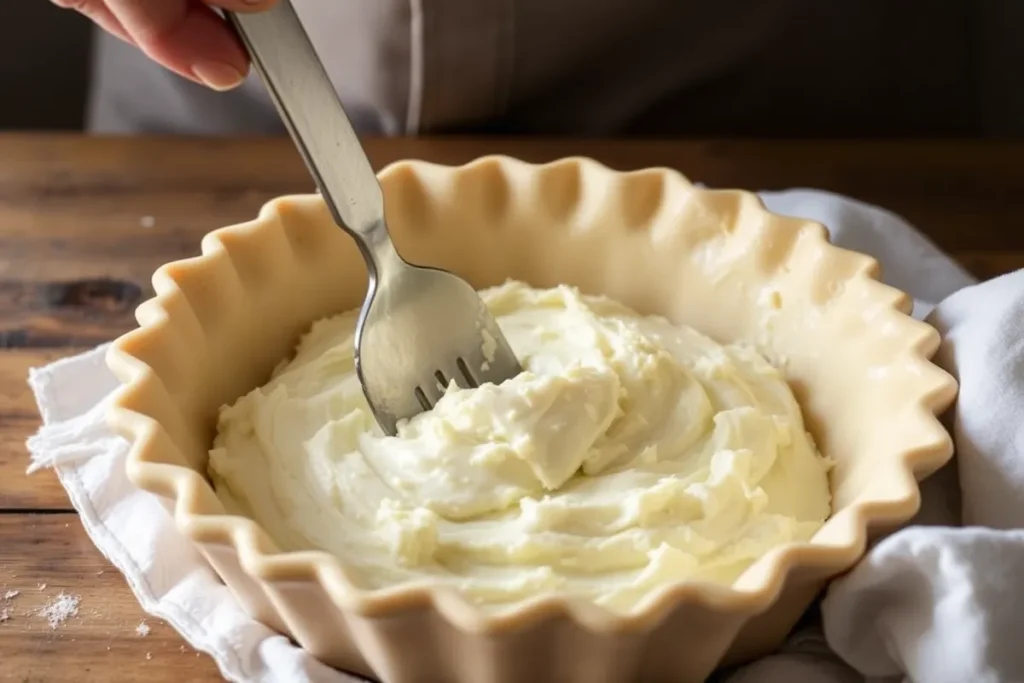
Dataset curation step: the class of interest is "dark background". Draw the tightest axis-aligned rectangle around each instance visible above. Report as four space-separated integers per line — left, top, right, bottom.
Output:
5 1 1024 136
2 3 92 131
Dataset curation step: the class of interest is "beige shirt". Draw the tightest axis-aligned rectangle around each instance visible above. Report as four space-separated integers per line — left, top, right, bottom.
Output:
87 0 1024 137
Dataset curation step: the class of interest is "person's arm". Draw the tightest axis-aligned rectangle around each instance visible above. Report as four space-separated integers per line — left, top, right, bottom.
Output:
51 0 277 91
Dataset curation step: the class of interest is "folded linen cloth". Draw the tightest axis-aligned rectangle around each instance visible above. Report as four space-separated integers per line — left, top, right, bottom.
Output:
30 188 1020 683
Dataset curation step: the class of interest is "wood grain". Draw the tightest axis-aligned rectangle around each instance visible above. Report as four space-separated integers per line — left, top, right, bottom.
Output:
0 514 222 682
3 134 1024 350
2 134 1024 682
0 349 77 511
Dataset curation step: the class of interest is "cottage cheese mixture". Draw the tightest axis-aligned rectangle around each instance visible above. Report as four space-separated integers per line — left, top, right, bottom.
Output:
209 281 831 613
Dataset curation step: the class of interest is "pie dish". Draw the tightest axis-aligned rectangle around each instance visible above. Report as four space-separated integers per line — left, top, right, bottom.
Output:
106 156 957 683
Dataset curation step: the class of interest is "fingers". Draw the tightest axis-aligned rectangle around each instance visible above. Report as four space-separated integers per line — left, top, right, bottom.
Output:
55 0 278 91
55 0 281 91
104 0 254 90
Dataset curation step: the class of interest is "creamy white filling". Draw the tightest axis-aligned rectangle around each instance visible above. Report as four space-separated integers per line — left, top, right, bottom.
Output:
209 281 832 613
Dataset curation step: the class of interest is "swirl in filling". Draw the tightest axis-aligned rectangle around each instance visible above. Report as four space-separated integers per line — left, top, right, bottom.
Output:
209 281 832 613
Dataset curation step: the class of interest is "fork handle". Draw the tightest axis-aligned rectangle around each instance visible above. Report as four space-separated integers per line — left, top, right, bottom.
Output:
226 2 387 244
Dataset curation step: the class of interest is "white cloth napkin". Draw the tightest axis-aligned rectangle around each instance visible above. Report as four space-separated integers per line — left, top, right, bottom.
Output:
27 189 1021 683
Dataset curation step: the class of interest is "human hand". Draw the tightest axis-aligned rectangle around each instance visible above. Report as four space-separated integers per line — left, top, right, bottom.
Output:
53 0 279 90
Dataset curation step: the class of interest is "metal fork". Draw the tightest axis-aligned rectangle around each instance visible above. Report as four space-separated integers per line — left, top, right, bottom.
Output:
226 1 522 435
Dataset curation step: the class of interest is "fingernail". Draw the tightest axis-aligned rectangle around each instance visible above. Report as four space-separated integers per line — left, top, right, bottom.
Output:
191 61 245 91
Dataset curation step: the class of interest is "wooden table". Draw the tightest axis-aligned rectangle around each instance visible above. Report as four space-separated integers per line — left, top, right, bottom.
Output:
2 134 1023 682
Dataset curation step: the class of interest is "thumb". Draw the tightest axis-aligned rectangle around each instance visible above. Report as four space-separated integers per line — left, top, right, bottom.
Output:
103 0 274 91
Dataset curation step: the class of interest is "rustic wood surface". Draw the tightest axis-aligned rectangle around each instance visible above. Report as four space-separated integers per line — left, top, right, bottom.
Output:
2 133 1024 681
